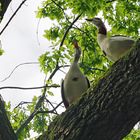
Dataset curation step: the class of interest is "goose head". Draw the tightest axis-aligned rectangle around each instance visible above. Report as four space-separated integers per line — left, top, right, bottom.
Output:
86 17 107 35
73 40 81 63
86 17 105 28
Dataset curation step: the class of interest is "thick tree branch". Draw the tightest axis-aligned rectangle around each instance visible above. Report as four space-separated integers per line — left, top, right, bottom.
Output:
0 0 12 20
38 40 140 140
0 95 17 140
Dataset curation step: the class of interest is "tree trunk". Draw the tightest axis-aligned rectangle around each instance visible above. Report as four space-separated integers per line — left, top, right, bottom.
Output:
37 40 140 140
0 95 17 140
0 0 12 20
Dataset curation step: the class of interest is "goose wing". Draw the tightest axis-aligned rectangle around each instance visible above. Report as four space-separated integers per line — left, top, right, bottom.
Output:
61 79 69 108
109 36 135 54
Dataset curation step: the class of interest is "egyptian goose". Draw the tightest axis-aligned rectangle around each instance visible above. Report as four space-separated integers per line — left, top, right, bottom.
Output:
61 41 90 108
86 17 135 62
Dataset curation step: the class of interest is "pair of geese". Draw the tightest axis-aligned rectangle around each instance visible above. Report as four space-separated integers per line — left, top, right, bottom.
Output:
61 17 135 108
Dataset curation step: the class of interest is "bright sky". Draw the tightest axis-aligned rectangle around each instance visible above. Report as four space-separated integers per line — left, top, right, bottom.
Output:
1 0 140 138
0 0 64 111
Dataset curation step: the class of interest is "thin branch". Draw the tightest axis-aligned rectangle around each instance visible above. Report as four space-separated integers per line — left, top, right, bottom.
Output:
84 67 105 74
45 100 64 108
14 101 32 109
60 13 82 47
48 63 59 80
16 110 36 136
0 84 60 90
49 14 83 79
59 69 67 74
0 62 39 82
36 101 63 115
58 64 70 74
16 65 68 136
59 64 70 68
106 0 116 3
0 0 27 35
16 100 63 136
51 0 65 11
16 14 82 136
45 98 58 114
36 19 41 46
36 2 52 47
48 64 70 80
16 82 49 136
51 0 70 22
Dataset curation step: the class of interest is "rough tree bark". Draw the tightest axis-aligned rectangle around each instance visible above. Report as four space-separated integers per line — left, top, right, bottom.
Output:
37 40 140 140
0 95 17 140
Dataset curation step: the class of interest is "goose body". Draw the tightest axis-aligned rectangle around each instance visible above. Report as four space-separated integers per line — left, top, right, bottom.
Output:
61 41 90 108
86 18 135 62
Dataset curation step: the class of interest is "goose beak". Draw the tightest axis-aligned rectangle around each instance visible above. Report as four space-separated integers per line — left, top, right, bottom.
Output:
85 18 93 22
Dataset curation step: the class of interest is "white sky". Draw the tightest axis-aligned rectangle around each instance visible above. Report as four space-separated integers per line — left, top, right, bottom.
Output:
0 0 65 111
0 0 140 138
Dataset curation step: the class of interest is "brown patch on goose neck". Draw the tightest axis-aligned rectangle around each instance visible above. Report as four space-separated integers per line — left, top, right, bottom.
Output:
98 25 107 35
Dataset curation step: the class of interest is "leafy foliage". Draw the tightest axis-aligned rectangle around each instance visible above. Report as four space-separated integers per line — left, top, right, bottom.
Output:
36 0 139 139
123 129 140 140
5 102 30 139
5 95 54 139
37 0 139 81
0 48 4 55
4 0 140 139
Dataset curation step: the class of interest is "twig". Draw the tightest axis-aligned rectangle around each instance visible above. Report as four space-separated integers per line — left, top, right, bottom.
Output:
14 101 32 108
36 101 63 115
60 13 82 47
0 84 60 90
36 2 52 47
0 0 27 35
45 100 64 107
0 62 39 82
17 102 63 136
16 14 81 136
48 63 59 80
106 0 116 3
48 64 70 80
59 69 66 74
36 19 41 46
16 75 50 136
16 110 36 136
51 0 70 22
84 67 105 74
50 14 82 78
58 64 70 74
45 98 58 114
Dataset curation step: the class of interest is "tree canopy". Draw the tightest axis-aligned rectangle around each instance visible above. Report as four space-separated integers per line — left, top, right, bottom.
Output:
0 0 140 139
